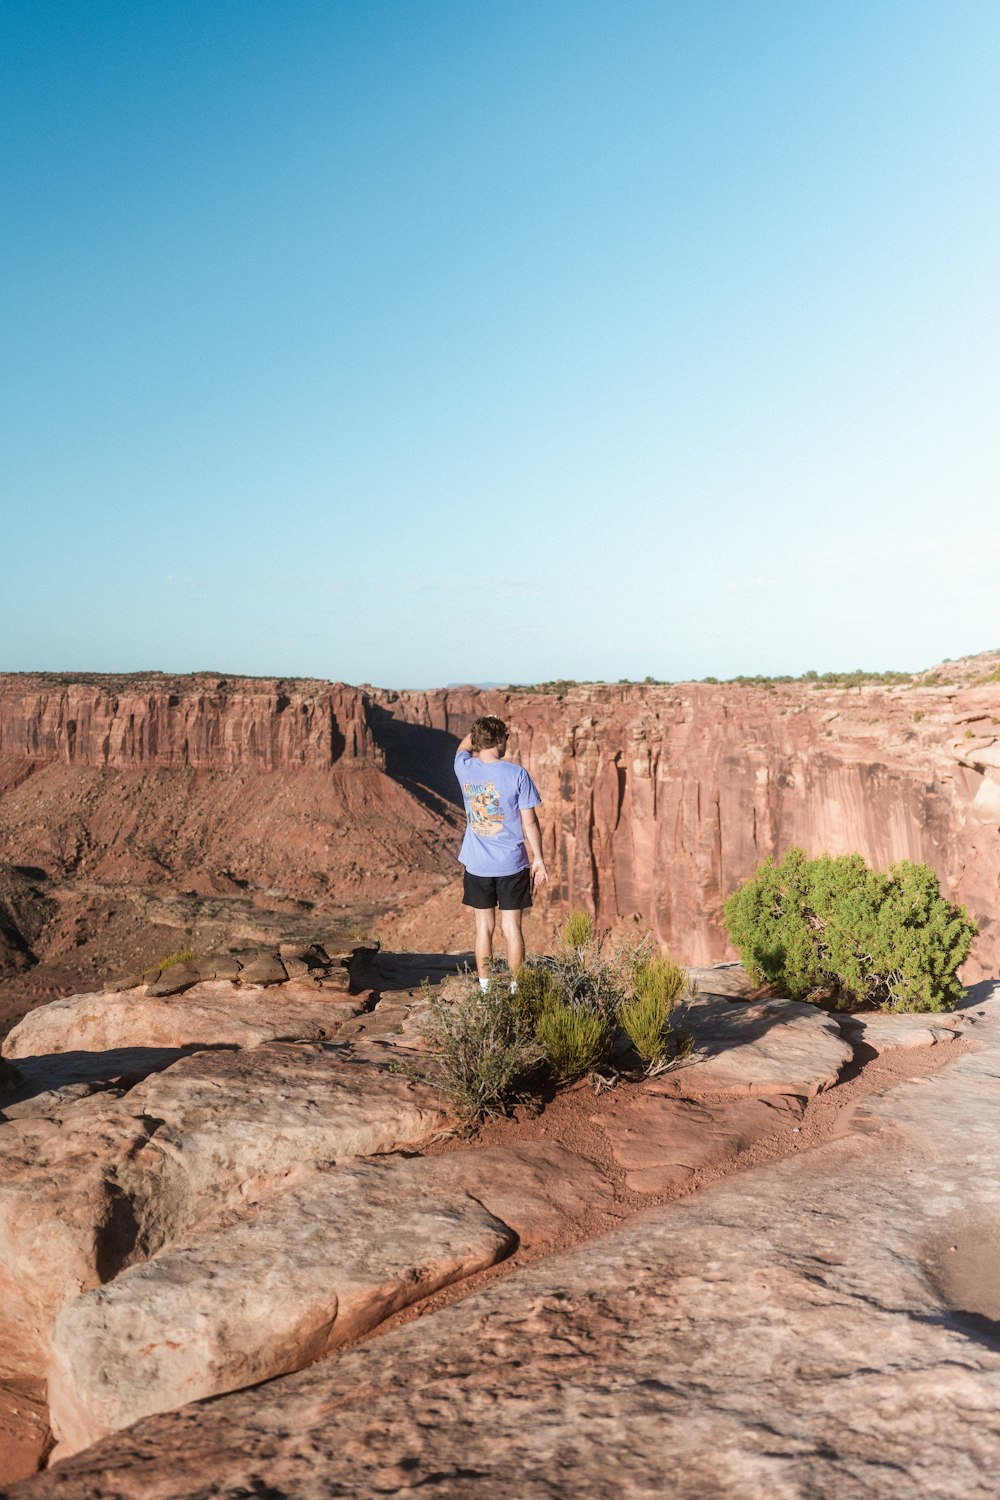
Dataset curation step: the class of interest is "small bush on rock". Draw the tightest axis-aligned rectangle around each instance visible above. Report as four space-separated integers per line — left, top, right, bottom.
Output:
723 848 978 1013
618 953 695 1068
633 953 690 1011
156 948 195 970
536 1001 611 1080
562 910 595 950
512 961 562 1024
548 918 650 1021
423 978 538 1121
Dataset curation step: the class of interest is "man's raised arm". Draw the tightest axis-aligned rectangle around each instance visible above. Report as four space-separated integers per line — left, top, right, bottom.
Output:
456 732 473 755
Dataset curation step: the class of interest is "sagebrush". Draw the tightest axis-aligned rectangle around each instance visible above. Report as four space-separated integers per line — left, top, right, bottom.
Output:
422 919 697 1119
422 979 537 1120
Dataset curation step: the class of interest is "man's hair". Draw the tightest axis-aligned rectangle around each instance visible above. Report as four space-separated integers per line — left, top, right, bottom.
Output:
470 715 508 752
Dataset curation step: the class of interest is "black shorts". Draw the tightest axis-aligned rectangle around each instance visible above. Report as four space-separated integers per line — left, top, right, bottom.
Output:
462 868 532 910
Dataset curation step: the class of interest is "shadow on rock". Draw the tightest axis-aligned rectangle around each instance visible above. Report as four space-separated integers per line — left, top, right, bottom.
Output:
362 950 476 994
0 1043 239 1116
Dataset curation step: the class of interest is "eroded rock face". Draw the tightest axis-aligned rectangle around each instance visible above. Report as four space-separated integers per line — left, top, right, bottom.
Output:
0 676 378 771
16 994 1000 1500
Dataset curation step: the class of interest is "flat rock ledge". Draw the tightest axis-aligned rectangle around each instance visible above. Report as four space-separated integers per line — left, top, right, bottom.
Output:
14 991 1000 1500
1 979 364 1059
666 993 854 1097
0 958 991 1496
46 1143 611 1457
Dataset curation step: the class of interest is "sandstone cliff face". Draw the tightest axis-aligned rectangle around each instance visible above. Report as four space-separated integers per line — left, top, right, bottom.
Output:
372 666 1000 978
1 664 997 987
0 676 378 771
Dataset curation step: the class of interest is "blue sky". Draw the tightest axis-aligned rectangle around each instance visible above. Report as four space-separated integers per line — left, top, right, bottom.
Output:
3 0 998 687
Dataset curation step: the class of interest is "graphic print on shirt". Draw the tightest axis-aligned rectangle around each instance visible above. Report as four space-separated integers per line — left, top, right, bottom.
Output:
464 781 504 838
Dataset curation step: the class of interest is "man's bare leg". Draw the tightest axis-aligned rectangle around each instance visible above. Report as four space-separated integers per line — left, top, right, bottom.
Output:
500 908 525 976
474 907 496 982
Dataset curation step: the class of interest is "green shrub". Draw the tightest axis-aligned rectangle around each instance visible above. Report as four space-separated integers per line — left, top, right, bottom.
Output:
512 961 562 1023
423 979 538 1120
618 953 695 1068
618 991 672 1064
546 919 652 1022
157 949 195 970
536 1002 611 1080
562 910 595 949
633 953 689 1010
723 848 978 1013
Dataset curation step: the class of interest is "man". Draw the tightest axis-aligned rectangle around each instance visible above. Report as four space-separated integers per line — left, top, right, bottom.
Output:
454 715 548 989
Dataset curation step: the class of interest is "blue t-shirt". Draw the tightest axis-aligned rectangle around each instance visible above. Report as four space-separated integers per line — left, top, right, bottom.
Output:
455 750 541 876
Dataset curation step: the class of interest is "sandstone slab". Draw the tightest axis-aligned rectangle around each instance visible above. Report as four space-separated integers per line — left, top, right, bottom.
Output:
47 1158 517 1456
662 994 853 1097
16 1037 1000 1499
0 1044 446 1370
840 1009 966 1054
592 1091 803 1194
145 965 200 998
46 1140 609 1456
0 1110 152 1366
2 981 363 1060
236 953 287 986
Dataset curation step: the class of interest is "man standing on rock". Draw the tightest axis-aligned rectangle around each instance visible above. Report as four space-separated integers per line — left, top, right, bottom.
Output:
454 716 547 989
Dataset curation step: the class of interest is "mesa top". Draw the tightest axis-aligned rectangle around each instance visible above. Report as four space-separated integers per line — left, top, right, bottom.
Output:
454 749 541 876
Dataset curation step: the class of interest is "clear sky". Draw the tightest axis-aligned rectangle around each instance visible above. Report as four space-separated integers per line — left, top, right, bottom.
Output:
3 0 998 687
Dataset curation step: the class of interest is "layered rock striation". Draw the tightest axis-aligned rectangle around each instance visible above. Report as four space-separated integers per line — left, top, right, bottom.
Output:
0 675 378 771
372 662 1000 976
1 659 998 983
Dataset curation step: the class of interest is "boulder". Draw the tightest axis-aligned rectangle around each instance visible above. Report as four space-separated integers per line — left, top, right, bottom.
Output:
278 942 330 967
317 968 352 993
661 994 853 1097
48 1159 516 1456
46 1140 611 1455
195 957 241 981
0 1044 447 1367
237 954 287 987
840 1010 966 1054
101 976 143 994
281 957 311 978
146 964 200 998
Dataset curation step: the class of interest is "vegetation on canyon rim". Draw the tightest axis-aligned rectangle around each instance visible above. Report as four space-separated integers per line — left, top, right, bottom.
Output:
423 914 695 1120
723 848 977 1014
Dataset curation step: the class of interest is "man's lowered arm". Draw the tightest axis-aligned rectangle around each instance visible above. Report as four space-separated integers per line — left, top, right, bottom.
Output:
521 806 548 888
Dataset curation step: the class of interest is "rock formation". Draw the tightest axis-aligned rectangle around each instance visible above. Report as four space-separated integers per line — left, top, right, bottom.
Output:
0 946 996 1495
1 655 998 1024
371 657 1000 978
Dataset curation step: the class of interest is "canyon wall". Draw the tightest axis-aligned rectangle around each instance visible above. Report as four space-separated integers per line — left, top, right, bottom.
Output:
0 676 378 771
1 665 997 979
372 669 1000 978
